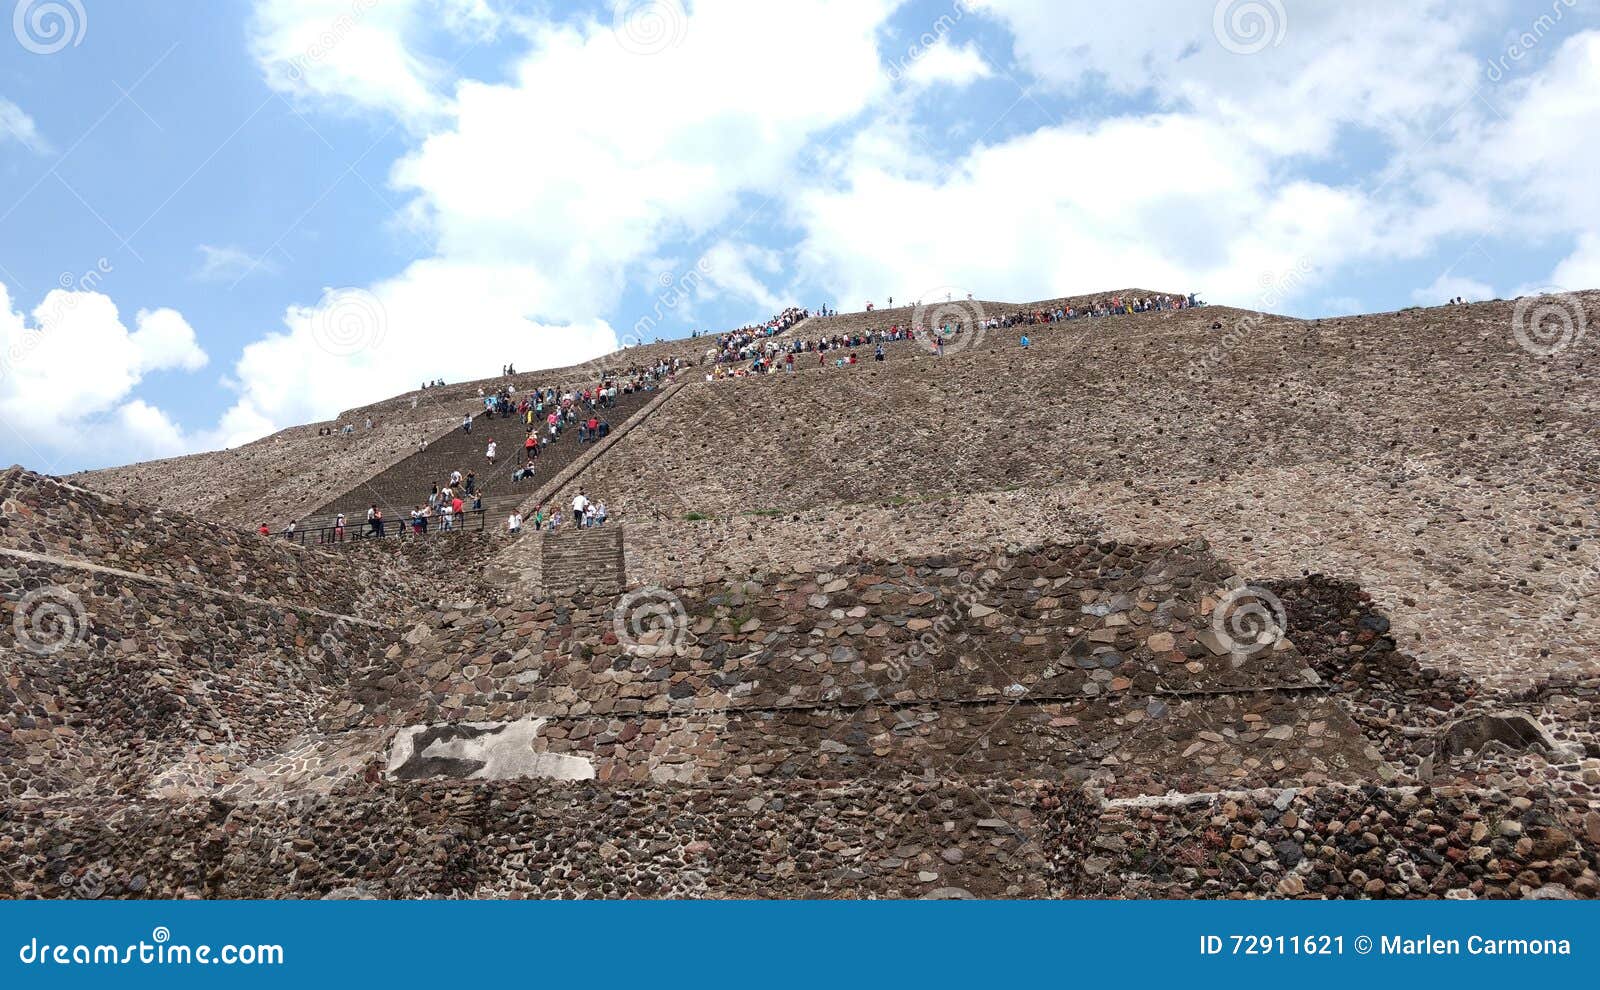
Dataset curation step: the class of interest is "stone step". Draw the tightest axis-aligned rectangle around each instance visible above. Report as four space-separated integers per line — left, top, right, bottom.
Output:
300 386 660 529
540 526 626 592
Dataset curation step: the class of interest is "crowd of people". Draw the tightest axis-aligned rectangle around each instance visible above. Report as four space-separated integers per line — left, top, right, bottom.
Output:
275 292 1202 540
705 293 1202 378
275 356 684 542
706 307 810 365
480 357 685 492
512 490 608 533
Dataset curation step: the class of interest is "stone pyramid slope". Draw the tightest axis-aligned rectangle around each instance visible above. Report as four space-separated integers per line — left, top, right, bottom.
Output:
5 288 1599 899
1 469 402 800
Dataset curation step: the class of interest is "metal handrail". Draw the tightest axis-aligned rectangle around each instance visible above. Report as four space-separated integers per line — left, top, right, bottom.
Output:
282 508 491 545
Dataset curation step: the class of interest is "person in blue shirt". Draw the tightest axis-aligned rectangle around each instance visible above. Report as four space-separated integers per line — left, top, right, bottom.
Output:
1020 334 1031 349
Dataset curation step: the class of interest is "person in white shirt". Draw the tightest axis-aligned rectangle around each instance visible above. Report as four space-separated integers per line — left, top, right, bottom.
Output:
485 440 497 464
507 512 521 533
571 492 589 527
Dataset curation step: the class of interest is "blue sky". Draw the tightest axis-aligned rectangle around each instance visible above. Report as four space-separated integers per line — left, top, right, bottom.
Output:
2 0 1598 473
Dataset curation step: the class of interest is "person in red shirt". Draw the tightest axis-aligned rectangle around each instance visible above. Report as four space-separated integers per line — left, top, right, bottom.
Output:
587 415 599 435
258 523 269 536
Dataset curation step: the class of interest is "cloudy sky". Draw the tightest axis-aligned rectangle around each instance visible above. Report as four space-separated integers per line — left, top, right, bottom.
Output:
1 0 1597 472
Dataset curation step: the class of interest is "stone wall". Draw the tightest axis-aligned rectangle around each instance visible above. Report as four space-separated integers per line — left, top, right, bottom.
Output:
70 414 463 531
1 472 403 800
5 777 1593 899
0 777 1048 899
1 470 389 620
331 539 1380 796
543 294 1600 692
0 558 391 799
1058 784 1599 900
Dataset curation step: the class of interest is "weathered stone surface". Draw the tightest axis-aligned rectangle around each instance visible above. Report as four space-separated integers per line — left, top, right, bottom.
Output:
7 291 1600 900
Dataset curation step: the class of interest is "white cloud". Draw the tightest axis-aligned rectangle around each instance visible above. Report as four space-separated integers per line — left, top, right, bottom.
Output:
209 0 899 448
972 0 1493 156
182 1 1600 463
386 0 894 318
1549 232 1600 290
695 240 784 314
250 0 501 125
1473 32 1600 228
1319 295 1365 315
0 283 206 468
1412 272 1495 305
207 259 619 449
902 40 993 87
0 96 48 153
792 113 1377 310
194 244 278 282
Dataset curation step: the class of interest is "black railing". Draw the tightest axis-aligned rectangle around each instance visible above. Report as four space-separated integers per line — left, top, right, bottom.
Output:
283 508 491 546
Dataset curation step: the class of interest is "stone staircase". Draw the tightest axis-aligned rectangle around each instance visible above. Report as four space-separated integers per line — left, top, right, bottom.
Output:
300 388 661 531
539 526 626 592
